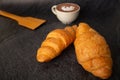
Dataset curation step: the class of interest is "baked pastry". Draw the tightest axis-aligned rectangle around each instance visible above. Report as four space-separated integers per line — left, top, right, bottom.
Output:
37 25 77 62
74 23 113 79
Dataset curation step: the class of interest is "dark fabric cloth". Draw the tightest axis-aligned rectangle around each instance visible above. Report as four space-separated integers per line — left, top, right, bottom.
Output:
0 0 120 80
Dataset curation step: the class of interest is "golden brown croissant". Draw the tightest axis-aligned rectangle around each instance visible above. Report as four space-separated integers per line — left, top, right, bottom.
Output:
37 25 77 62
74 23 113 79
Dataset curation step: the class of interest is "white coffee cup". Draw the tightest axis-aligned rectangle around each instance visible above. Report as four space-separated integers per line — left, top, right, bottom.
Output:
51 3 80 24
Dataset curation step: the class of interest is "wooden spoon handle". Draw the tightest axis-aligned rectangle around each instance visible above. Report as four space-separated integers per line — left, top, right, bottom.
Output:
0 10 22 21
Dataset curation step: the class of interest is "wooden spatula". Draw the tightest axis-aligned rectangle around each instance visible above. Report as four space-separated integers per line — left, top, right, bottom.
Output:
0 10 46 30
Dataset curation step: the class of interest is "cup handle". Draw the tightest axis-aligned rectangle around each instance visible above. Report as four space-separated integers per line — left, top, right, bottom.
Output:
51 5 57 15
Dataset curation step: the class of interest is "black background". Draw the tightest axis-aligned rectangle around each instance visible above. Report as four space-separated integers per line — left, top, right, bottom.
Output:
0 0 120 80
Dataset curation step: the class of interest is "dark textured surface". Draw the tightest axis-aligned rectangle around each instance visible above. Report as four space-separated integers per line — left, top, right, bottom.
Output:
0 0 120 80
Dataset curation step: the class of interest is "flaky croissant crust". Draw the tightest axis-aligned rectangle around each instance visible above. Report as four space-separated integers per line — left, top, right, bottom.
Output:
74 23 112 79
37 25 77 62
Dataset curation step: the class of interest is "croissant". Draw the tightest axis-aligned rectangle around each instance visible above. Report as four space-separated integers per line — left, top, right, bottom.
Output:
37 25 77 62
74 23 113 79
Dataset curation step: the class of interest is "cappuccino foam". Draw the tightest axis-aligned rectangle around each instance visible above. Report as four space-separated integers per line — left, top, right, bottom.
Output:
57 3 79 12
